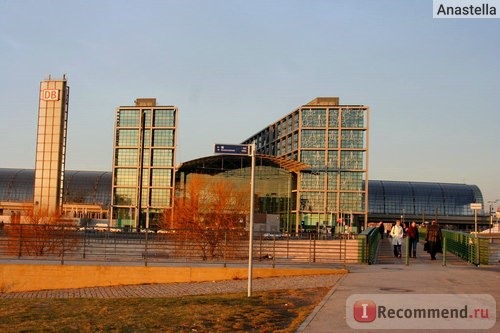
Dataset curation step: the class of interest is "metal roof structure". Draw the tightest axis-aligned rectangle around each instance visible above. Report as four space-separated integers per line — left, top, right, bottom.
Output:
176 154 310 175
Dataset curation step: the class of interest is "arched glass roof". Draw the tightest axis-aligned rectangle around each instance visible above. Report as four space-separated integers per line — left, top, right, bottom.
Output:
0 169 111 207
367 180 483 217
0 168 484 218
0 168 34 202
63 170 112 206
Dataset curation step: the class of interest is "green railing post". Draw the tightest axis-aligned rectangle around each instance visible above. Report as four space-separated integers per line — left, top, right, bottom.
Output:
405 236 409 266
442 236 446 266
475 236 480 266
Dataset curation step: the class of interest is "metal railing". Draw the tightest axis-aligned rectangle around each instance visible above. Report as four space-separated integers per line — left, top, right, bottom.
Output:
0 224 372 266
442 230 489 266
417 228 491 266
357 227 380 264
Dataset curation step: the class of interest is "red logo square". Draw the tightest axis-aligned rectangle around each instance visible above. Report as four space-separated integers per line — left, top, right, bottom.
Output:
353 299 376 322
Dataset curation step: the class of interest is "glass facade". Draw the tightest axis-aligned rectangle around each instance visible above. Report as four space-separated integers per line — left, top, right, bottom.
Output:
111 99 177 229
243 97 369 232
367 180 484 218
0 168 485 226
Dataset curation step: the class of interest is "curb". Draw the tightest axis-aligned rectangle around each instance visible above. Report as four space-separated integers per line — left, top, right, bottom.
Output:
295 272 348 332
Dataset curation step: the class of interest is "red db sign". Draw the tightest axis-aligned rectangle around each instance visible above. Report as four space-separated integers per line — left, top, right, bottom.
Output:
42 89 60 101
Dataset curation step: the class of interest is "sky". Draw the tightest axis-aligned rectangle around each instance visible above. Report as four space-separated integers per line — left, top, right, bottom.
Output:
0 0 498 207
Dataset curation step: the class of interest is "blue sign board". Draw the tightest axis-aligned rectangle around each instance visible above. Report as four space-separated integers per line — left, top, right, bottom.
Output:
214 144 250 155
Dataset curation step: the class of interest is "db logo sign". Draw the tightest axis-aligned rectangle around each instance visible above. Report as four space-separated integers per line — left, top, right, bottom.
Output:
42 89 60 101
353 299 376 322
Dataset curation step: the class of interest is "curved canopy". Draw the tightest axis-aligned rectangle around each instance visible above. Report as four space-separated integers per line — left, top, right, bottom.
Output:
177 154 310 175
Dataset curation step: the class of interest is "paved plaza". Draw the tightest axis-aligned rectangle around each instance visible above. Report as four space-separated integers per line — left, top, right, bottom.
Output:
1 238 498 333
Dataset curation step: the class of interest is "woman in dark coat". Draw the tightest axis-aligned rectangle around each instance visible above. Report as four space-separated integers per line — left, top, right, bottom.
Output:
425 220 442 260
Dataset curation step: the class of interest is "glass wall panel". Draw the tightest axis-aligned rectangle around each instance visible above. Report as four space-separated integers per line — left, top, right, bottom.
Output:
383 182 415 215
340 151 363 169
154 109 175 127
300 150 325 168
340 192 363 211
117 129 139 146
118 110 139 127
327 172 338 190
329 108 339 127
302 108 326 127
300 173 324 190
152 129 174 147
116 149 138 166
341 108 365 128
327 192 337 211
152 149 173 166
150 189 170 206
114 188 136 205
340 172 363 190
143 129 151 147
301 130 325 148
328 130 339 148
114 169 137 186
341 130 364 148
151 169 172 186
327 150 338 167
299 192 323 211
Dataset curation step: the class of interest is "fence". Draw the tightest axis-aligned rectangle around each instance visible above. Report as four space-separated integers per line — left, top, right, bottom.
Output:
0 223 375 266
418 228 496 266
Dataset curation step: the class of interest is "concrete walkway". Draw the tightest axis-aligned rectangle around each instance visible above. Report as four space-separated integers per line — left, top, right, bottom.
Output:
0 273 343 299
298 238 500 332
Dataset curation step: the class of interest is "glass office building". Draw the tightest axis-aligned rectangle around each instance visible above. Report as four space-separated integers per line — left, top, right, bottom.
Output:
110 99 177 229
33 75 69 214
242 97 369 232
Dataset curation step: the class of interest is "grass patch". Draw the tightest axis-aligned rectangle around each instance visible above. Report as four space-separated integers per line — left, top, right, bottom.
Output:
0 287 329 332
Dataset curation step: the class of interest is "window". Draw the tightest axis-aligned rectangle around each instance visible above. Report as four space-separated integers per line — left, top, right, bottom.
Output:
114 169 137 186
301 130 325 148
302 108 326 127
153 109 176 127
116 149 137 166
152 130 174 147
118 110 139 127
117 129 139 146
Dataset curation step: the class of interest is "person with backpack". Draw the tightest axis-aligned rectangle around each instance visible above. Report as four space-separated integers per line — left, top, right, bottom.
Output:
390 220 404 258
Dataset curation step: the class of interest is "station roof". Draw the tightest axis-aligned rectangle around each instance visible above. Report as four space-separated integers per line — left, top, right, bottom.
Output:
176 154 310 175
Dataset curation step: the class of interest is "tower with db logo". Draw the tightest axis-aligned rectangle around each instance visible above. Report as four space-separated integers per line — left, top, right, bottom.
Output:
33 75 70 215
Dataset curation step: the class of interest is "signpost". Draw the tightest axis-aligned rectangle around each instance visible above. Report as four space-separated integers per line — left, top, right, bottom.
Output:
214 144 250 155
214 143 255 297
470 203 482 266
470 203 482 234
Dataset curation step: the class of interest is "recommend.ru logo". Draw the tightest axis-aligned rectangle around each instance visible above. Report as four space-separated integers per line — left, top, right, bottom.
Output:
346 294 496 330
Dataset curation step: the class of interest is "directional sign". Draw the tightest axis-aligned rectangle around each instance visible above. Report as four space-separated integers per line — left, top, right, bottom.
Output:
470 203 482 210
214 144 250 155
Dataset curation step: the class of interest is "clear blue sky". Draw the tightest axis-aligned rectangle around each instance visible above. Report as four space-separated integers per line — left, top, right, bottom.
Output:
0 1 498 206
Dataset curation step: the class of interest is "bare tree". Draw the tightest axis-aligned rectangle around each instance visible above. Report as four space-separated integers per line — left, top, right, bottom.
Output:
4 209 79 257
167 175 249 260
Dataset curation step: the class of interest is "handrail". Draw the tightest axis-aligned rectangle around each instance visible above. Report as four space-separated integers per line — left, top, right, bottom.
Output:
358 227 380 264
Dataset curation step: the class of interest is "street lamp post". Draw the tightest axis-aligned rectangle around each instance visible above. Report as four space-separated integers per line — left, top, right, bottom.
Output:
487 199 499 234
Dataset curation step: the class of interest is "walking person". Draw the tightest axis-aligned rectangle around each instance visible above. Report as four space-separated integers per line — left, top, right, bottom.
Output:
425 220 442 260
407 221 419 258
378 221 385 239
390 220 404 258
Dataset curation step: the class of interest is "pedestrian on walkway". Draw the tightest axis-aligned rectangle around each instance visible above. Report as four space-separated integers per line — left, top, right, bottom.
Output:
407 221 419 258
425 220 442 260
390 220 404 258
378 221 385 239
